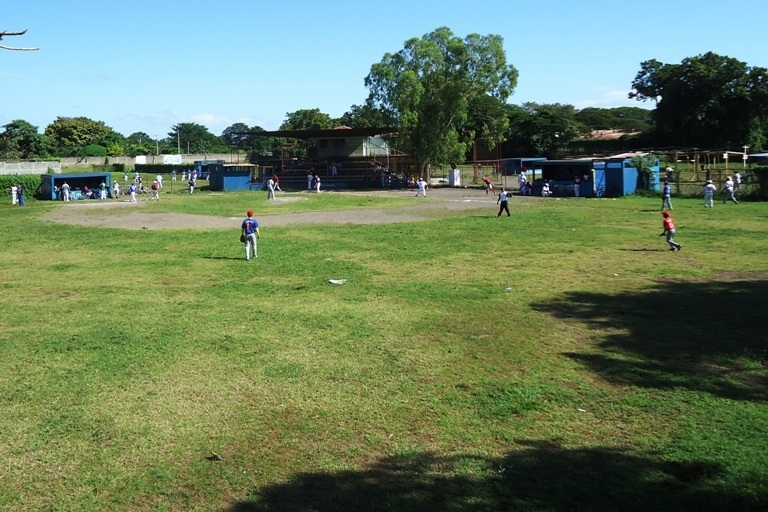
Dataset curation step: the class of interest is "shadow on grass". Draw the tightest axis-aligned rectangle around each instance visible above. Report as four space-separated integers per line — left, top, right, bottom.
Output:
203 255 247 261
229 441 764 511
532 278 768 402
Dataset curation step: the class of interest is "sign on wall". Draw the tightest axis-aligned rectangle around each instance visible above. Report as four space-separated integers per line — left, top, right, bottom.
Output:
163 155 182 165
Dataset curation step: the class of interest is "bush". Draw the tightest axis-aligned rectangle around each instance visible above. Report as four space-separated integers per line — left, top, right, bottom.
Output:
0 175 42 200
744 166 768 198
135 164 183 175
82 144 108 157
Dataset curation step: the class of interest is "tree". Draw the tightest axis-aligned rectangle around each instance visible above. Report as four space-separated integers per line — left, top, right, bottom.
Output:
504 103 585 158
99 130 126 156
630 52 768 150
574 108 615 131
608 107 653 133
277 109 336 159
0 120 55 159
337 104 395 129
575 107 652 134
126 132 157 156
221 123 253 151
245 125 281 156
221 123 280 157
365 27 518 176
629 155 658 191
168 123 226 154
45 117 112 149
279 109 335 131
463 94 509 157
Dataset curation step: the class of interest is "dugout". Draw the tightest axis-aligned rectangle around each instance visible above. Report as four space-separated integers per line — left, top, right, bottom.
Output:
39 172 112 200
538 157 660 197
207 163 259 191
502 157 547 176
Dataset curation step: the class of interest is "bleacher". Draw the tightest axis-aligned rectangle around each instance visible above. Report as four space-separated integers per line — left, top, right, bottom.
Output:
257 157 410 190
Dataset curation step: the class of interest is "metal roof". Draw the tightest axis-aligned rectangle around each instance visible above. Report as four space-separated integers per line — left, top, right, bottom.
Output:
40 172 111 179
238 127 396 139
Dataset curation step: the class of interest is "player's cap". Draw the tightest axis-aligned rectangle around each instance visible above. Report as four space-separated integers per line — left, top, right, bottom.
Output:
706 179 713 184
247 210 254 217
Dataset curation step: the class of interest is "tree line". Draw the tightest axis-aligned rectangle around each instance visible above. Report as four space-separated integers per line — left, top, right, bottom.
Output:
3 28 766 171
0 106 650 163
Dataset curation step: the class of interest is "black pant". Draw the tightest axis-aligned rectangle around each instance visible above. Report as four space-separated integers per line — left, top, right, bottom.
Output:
497 201 510 217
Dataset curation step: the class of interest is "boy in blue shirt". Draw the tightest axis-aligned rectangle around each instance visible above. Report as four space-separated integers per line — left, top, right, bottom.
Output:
661 181 673 210
241 210 261 260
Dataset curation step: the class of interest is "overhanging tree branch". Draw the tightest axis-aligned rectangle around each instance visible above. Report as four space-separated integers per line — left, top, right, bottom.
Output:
0 29 40 51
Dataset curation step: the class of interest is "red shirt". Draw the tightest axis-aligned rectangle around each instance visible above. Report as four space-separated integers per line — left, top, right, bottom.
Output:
663 218 676 231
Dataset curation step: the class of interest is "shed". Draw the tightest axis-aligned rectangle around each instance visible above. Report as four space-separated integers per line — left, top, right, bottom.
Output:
537 157 660 197
207 164 258 191
39 172 112 200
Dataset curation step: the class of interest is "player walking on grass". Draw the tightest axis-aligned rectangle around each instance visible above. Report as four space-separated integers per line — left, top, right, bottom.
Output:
660 211 682 251
723 176 739 204
661 181 673 210
241 210 260 260
497 187 511 217
703 180 716 207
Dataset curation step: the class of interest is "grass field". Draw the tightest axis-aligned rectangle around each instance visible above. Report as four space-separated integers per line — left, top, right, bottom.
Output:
1 188 766 511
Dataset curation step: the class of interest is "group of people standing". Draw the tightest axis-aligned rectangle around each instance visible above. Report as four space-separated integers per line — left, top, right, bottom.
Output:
9 183 25 206
662 174 740 211
516 172 554 197
703 175 739 206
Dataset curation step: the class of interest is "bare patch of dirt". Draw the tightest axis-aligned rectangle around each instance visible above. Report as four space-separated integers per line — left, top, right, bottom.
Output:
42 189 511 230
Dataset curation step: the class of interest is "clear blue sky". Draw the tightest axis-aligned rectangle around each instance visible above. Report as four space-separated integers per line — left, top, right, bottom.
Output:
4 0 766 139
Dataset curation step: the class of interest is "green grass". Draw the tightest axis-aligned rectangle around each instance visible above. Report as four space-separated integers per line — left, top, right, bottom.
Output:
0 192 766 511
